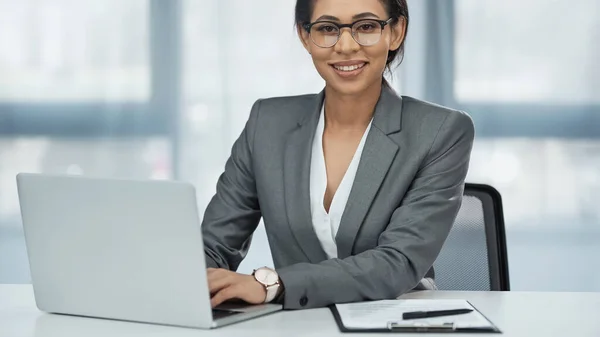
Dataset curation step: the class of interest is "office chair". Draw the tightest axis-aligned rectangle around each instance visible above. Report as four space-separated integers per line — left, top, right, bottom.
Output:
432 183 510 291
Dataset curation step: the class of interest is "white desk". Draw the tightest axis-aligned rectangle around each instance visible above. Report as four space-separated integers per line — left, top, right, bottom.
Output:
2 285 599 337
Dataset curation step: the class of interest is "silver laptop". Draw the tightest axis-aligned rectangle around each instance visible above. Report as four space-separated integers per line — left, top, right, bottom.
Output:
16 173 282 329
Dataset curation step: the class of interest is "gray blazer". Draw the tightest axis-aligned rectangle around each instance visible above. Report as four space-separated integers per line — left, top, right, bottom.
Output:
201 85 475 310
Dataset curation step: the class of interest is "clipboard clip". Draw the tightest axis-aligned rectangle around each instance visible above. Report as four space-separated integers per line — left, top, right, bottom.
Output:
387 321 456 332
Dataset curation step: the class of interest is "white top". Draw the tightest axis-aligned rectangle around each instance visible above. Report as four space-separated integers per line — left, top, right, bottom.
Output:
3 285 600 336
309 105 373 259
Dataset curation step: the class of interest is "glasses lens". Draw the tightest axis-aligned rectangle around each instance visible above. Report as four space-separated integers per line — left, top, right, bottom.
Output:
310 22 339 47
353 20 383 46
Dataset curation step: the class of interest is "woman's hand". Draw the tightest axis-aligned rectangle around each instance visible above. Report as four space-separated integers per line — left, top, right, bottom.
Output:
207 268 266 307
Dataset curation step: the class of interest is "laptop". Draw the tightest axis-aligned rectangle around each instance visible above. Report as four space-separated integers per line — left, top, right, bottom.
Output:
16 173 282 329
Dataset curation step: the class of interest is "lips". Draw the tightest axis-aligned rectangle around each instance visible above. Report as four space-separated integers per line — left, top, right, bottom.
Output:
329 61 368 78
332 62 366 72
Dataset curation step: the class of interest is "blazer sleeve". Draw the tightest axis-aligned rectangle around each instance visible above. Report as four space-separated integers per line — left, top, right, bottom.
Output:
201 99 263 271
276 110 475 310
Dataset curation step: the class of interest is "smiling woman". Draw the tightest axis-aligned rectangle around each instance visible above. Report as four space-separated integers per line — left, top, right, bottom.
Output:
201 0 475 309
295 0 408 96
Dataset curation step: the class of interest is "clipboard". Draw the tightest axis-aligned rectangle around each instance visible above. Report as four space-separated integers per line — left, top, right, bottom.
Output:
329 300 502 333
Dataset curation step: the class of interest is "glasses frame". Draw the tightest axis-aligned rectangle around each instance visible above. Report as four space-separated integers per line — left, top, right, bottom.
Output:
302 18 394 48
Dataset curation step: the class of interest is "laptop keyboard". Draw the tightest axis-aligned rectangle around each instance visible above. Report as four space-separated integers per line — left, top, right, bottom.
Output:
212 308 243 320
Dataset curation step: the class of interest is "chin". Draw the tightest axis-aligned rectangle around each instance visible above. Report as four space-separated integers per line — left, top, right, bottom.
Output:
328 78 378 96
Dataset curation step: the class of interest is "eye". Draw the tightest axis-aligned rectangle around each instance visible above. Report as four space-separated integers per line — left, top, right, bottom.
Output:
356 22 377 33
315 24 338 34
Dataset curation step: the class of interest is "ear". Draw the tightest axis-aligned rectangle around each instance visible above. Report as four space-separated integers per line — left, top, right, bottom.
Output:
297 23 312 53
389 17 407 52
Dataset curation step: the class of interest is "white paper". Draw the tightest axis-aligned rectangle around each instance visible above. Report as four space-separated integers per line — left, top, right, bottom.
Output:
335 299 493 329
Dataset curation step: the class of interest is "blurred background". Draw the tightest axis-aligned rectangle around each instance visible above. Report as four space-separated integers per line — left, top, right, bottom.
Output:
0 0 598 291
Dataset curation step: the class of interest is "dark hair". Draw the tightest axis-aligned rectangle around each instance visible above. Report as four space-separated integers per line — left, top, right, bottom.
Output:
295 0 409 70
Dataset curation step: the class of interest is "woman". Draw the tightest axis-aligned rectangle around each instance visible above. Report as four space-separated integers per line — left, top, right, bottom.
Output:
203 0 474 310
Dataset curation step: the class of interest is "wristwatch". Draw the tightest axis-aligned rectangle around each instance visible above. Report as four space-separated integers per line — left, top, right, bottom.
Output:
252 267 280 303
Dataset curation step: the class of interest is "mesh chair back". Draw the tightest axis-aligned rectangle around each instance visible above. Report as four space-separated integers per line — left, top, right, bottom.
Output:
433 183 510 291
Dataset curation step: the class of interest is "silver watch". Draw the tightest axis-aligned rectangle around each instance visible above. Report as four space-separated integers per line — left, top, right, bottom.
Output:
252 267 280 303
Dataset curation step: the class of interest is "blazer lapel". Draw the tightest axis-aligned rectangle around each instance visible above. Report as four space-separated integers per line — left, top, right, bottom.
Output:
283 91 329 264
335 86 403 259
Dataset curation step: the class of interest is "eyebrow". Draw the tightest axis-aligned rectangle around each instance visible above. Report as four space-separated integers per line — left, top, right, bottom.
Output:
314 12 381 22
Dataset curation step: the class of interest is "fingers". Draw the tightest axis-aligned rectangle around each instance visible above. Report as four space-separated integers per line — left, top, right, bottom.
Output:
207 269 232 294
208 273 266 307
211 285 239 308
207 270 265 307
208 275 233 295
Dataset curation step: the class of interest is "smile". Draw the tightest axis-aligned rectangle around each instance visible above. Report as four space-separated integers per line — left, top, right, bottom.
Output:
330 61 368 79
332 63 366 72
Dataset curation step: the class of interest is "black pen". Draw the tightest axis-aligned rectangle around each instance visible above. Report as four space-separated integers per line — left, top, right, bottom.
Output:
402 308 473 320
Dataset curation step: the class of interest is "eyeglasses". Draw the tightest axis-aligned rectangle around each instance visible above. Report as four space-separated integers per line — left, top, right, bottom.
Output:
303 18 393 48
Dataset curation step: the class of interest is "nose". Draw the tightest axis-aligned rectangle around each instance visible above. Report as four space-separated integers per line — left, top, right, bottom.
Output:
334 28 360 54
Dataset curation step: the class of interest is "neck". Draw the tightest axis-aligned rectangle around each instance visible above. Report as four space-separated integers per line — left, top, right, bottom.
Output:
324 80 382 131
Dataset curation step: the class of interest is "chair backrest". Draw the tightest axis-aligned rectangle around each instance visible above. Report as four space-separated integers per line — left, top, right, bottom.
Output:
433 183 510 291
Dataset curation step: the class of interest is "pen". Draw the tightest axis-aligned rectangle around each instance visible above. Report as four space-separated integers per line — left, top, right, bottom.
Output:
402 308 473 320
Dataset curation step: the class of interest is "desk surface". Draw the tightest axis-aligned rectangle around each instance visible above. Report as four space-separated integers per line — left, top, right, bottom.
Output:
2 285 599 337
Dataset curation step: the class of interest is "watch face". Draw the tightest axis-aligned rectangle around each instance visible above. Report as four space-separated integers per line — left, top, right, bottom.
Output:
254 268 278 285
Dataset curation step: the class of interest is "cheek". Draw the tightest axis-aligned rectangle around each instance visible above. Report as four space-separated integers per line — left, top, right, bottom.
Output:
309 50 333 73
365 45 391 69
309 47 330 62
367 34 394 65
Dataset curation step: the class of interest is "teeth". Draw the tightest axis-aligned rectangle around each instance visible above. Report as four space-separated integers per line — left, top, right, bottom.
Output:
334 63 365 72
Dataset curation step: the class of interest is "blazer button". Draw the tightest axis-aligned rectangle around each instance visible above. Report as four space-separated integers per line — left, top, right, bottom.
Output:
299 296 308 307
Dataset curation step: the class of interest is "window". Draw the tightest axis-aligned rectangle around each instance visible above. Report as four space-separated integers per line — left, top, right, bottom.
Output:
450 0 600 291
0 0 176 137
451 0 600 138
455 0 600 104
0 0 149 102
0 0 175 283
